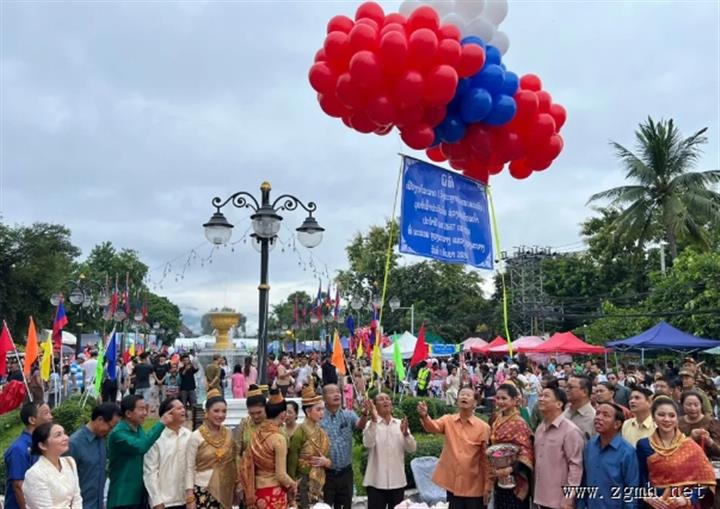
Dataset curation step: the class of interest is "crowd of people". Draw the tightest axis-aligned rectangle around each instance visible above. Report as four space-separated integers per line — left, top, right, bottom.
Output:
4 348 720 509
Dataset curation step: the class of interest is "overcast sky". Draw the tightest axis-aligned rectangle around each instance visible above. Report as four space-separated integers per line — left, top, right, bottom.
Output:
2 0 718 334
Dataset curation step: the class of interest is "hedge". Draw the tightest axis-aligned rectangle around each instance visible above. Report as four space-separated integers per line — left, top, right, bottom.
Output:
399 397 454 434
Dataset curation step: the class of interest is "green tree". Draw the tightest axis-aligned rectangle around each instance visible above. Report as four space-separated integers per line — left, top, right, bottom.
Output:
146 293 182 344
0 222 80 336
588 117 720 259
200 308 247 336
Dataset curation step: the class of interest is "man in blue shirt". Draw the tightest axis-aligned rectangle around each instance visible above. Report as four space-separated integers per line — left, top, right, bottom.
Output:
3 401 53 509
320 384 370 509
68 402 122 509
579 402 640 509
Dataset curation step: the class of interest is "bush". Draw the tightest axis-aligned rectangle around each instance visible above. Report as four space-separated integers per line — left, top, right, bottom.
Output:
52 395 96 436
399 397 454 434
0 409 24 492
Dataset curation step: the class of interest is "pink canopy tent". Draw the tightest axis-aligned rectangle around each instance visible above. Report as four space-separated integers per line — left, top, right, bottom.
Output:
488 336 544 354
470 335 507 354
527 331 607 354
462 337 489 352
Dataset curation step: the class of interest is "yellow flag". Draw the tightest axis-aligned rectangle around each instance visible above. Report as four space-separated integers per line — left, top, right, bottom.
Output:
40 332 53 381
356 339 364 359
128 340 135 357
371 327 382 378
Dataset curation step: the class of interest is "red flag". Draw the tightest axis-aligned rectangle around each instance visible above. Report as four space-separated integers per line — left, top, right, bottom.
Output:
52 300 69 351
410 324 429 368
0 322 15 376
124 273 131 315
293 296 299 328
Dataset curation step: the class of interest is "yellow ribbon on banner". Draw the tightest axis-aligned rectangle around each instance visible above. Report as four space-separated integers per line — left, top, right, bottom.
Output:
486 185 513 356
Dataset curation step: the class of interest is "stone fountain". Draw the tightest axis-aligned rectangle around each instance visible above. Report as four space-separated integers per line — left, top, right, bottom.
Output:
208 310 240 349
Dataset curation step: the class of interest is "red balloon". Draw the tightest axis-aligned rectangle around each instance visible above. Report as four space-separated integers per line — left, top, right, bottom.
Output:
407 6 440 33
375 125 393 135
536 90 552 113
466 125 492 160
396 105 424 127
324 31 351 69
327 15 355 34
531 159 553 171
457 44 486 78
438 23 461 41
520 74 542 91
532 113 557 140
336 72 366 108
379 30 408 68
349 111 378 133
366 95 396 125
314 49 326 62
355 2 385 25
427 146 446 162
487 163 504 175
541 134 564 160
318 92 347 118
380 22 405 37
463 162 490 184
341 115 353 128
514 90 539 119
394 70 424 106
408 28 439 63
549 103 567 130
435 39 462 67
383 13 407 26
308 62 337 94
423 105 447 126
503 132 524 160
509 160 532 179
423 65 458 106
401 123 435 149
349 50 382 89
356 18 380 32
349 23 378 53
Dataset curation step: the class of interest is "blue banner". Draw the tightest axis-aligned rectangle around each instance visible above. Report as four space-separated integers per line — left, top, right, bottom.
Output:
399 157 493 269
430 344 460 356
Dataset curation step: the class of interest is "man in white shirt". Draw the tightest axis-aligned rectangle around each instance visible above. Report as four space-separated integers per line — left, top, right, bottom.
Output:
143 397 191 509
363 392 417 509
82 351 99 391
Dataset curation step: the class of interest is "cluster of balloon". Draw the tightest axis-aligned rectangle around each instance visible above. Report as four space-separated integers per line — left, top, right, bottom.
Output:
309 1 567 183
308 2 487 150
427 73 566 182
399 0 511 55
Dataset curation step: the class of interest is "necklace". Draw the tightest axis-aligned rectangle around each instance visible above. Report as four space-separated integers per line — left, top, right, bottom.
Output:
200 424 229 461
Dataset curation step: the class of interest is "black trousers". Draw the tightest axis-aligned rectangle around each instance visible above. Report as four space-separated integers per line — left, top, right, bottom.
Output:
323 466 354 509
367 486 405 509
447 491 485 509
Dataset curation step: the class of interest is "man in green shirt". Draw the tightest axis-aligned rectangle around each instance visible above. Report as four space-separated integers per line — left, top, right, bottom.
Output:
107 394 173 509
204 354 222 393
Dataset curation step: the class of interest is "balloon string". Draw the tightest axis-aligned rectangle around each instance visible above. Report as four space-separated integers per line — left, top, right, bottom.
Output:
378 158 403 326
486 185 512 355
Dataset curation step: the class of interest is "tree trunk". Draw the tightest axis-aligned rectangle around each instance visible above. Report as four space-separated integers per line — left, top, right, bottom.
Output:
666 229 678 261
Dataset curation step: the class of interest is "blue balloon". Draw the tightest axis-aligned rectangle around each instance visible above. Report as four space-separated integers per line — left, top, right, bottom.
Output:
455 78 471 99
461 36 486 50
460 88 493 123
438 114 467 143
471 64 505 96
485 45 502 66
484 95 517 126
500 63 507 71
502 72 519 96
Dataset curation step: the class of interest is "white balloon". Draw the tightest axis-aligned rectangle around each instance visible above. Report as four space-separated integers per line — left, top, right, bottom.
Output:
429 0 456 18
454 0 485 21
482 0 508 26
466 16 496 41
490 30 509 55
441 12 467 34
399 0 420 17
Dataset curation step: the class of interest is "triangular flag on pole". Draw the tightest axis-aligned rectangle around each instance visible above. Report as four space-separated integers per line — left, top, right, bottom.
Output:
106 329 117 381
94 340 105 395
410 324 429 368
393 336 406 380
356 337 364 359
52 300 68 351
0 322 15 376
23 317 39 375
331 330 346 376
40 331 53 382
371 326 383 378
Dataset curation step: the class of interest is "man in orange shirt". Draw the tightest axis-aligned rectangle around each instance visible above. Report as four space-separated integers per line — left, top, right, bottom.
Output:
417 386 491 509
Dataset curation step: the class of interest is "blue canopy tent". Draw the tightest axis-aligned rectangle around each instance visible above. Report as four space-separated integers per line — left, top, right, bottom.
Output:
607 321 720 352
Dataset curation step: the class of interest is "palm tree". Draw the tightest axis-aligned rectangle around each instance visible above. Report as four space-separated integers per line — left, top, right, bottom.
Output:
588 117 720 259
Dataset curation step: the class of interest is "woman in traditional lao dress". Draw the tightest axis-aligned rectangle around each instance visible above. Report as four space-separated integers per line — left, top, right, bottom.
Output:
185 395 238 509
637 397 716 509
240 388 296 509
287 383 332 509
489 383 534 509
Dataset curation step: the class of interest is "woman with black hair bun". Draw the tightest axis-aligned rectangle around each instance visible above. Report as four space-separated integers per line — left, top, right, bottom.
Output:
22 422 82 509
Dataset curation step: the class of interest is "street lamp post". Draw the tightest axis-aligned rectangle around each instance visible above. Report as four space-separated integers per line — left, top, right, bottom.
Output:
389 296 415 335
203 182 323 385
51 274 110 356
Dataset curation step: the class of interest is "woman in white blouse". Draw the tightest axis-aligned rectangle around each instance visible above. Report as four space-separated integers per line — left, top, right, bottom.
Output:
22 422 82 509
